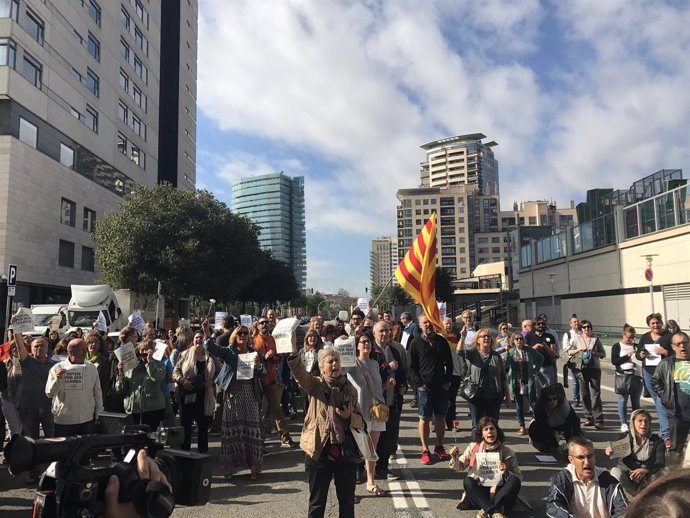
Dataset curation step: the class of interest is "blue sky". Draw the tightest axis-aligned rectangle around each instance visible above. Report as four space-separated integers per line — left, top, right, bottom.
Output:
195 0 690 297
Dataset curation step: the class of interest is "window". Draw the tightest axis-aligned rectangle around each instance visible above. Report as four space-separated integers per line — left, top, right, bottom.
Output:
85 104 98 132
117 132 127 155
81 246 95 271
21 54 42 88
83 208 96 232
120 39 130 61
118 101 128 123
88 0 101 26
71 67 81 82
0 0 19 21
70 107 81 120
121 7 130 30
133 55 142 78
119 69 129 91
73 30 83 45
130 144 141 165
18 117 37 147
132 85 143 108
58 240 75 268
0 38 16 67
135 27 144 51
528 216 537 225
59 143 74 168
86 68 99 96
24 8 44 44
60 198 76 226
87 33 100 61
131 114 141 136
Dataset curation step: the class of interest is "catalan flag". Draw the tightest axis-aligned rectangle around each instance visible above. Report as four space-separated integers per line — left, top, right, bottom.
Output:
394 214 445 334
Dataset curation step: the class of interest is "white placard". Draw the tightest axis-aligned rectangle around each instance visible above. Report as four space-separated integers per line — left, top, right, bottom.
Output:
153 340 168 361
401 331 411 349
609 436 632 459
437 302 447 320
63 364 85 390
338 311 349 322
214 312 228 330
128 312 145 332
272 318 299 354
240 314 253 328
95 311 108 332
114 342 138 372
237 352 257 380
475 452 502 486
14 307 34 333
535 454 558 463
334 336 357 368
357 298 369 313
49 315 62 331
644 344 662 366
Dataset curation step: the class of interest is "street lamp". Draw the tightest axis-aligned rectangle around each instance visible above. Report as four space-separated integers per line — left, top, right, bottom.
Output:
546 273 558 322
317 300 332 317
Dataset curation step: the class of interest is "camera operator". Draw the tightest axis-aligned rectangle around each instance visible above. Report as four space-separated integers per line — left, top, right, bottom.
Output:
104 449 172 518
45 339 103 436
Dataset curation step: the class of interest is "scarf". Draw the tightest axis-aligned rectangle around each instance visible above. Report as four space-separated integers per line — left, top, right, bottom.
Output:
630 409 652 461
469 439 503 468
322 373 349 445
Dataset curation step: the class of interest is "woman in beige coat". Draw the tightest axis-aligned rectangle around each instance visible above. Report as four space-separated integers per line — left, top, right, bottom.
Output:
173 330 215 453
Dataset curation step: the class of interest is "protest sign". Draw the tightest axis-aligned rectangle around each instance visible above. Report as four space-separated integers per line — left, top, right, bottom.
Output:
357 298 369 313
237 352 257 380
609 436 632 459
114 342 138 372
128 312 145 332
272 318 299 354
49 315 62 332
333 336 357 368
240 314 253 328
338 311 349 322
643 344 661 366
95 311 108 332
64 364 85 391
437 302 447 320
153 340 168 361
14 307 34 333
214 312 228 330
475 452 502 486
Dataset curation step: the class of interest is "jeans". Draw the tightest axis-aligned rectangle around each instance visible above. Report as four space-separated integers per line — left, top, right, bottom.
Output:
617 383 642 426
571 371 581 401
643 369 670 440
580 368 603 422
463 474 521 513
306 457 357 518
445 375 462 429
513 394 535 427
468 397 502 430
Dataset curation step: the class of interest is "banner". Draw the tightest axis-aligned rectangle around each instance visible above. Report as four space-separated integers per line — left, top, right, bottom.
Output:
334 336 356 368
14 307 34 333
237 352 257 380
272 318 299 354
114 342 138 372
128 312 145 332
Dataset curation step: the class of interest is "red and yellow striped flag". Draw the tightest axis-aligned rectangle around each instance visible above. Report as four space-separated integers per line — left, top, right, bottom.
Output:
394 214 445 334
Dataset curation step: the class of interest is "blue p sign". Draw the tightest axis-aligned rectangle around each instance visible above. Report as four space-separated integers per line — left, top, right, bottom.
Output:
7 264 17 287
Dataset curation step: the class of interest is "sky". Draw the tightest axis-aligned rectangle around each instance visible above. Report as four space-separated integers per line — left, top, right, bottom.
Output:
195 0 690 297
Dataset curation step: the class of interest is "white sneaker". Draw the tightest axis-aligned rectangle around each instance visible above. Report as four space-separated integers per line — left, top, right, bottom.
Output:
620 423 629 433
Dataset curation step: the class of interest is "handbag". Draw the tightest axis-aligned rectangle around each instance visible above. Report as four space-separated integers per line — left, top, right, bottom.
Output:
614 371 638 395
339 428 364 463
350 427 379 461
362 365 390 423
459 352 490 402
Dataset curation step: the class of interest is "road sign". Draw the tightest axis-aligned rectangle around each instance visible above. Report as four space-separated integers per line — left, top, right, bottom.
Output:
644 267 653 282
7 264 17 287
7 286 15 297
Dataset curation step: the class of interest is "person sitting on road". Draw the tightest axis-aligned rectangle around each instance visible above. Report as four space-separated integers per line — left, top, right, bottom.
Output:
449 416 522 518
604 409 665 496
621 467 690 517
528 384 582 457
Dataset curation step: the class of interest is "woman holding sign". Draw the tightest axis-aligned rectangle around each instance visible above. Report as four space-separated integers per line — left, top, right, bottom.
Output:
449 417 521 517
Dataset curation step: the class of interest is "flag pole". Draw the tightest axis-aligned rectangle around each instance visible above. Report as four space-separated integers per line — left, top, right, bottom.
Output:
365 271 397 320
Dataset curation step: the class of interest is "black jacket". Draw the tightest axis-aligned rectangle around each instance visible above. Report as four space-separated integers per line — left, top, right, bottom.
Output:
407 333 452 389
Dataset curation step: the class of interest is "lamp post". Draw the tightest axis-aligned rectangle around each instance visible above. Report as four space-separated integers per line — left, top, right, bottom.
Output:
641 254 658 313
317 300 332 318
546 273 558 322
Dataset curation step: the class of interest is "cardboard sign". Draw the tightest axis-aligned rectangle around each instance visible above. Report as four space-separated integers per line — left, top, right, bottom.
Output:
128 312 145 332
437 302 447 320
357 298 369 313
240 314 253 328
609 436 632 459
333 336 357 368
63 364 85 391
214 312 228 331
49 315 62 331
237 352 257 380
475 452 502 486
114 342 138 372
153 340 168 361
272 317 299 354
14 307 35 333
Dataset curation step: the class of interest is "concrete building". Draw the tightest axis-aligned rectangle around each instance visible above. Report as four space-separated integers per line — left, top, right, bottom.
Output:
231 172 307 290
370 236 398 292
419 133 499 196
518 169 690 329
0 1 196 311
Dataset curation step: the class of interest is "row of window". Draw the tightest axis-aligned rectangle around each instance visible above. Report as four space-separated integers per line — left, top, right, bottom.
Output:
60 198 96 233
117 132 145 168
121 5 148 56
19 117 77 169
118 100 146 139
126 0 149 29
120 37 147 83
59 240 94 271
118 68 147 111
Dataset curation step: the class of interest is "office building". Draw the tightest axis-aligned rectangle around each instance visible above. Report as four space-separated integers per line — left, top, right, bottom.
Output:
0 1 196 309
231 172 307 290
370 236 398 292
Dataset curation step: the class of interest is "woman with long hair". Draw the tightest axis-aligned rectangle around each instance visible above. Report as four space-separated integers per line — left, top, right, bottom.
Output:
503 332 543 435
611 324 643 432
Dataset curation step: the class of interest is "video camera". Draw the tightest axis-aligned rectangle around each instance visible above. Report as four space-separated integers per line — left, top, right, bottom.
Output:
4 425 212 518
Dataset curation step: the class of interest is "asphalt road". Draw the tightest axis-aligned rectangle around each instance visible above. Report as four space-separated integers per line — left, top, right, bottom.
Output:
0 363 655 518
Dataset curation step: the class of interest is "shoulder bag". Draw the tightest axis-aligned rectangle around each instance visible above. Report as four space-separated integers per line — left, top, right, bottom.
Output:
614 370 639 395
459 352 490 402
362 365 389 422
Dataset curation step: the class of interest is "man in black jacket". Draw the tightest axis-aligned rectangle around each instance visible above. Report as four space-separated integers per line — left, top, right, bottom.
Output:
408 315 453 464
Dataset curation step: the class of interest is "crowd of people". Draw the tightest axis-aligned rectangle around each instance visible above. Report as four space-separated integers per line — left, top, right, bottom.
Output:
0 307 688 518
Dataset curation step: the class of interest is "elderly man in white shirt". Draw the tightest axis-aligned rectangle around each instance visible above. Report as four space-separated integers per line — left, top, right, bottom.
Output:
563 315 582 406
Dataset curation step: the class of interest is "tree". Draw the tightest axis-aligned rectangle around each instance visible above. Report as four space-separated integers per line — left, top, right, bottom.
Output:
93 183 264 299
237 250 299 305
435 267 455 303
370 284 412 310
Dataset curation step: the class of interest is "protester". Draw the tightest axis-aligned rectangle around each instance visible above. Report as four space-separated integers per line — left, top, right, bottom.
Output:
528 384 582 456
51 338 68 363
1 338 22 438
611 324 642 433
503 331 544 435
449 417 521 517
84 331 110 400
408 315 453 464
444 316 463 432
604 409 665 495
525 316 559 386
495 322 510 353
562 315 582 407
546 436 628 517
288 345 364 518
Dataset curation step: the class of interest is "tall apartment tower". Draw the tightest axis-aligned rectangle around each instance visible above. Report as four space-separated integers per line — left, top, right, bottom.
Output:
0 1 197 307
420 133 499 196
231 172 307 291
370 236 398 293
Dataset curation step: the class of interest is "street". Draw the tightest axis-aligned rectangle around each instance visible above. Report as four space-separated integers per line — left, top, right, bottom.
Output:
0 364 653 518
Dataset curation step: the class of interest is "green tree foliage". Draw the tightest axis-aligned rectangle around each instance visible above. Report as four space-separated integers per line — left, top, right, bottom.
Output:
237 250 299 305
93 183 264 299
435 267 455 303
370 284 413 310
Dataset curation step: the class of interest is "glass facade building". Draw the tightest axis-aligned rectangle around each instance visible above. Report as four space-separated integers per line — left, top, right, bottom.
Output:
232 172 307 290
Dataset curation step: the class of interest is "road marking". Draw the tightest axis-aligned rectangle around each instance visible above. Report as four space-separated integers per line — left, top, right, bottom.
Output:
390 447 435 518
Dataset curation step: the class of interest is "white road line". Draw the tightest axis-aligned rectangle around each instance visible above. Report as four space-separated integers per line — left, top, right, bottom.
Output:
390 447 435 517
387 481 409 509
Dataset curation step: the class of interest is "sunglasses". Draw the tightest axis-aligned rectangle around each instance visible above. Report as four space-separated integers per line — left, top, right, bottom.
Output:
258 321 269 325
514 337 524 341
237 332 248 337
582 325 592 329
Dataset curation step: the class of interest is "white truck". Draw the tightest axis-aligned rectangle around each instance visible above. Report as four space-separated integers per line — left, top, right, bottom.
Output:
68 285 164 332
30 304 70 336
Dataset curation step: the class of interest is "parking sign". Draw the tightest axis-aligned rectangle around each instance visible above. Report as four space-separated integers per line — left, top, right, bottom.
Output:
7 264 17 287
